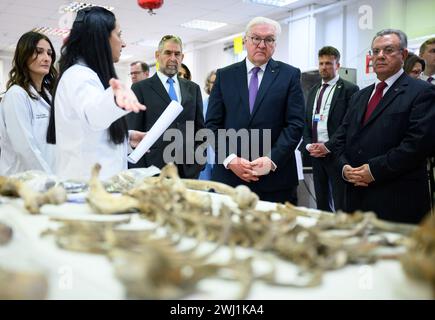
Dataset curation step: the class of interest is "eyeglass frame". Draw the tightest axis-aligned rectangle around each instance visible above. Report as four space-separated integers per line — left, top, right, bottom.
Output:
246 35 276 47
371 46 403 57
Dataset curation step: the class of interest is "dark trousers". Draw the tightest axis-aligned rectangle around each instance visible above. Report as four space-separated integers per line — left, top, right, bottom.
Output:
256 186 298 205
312 155 345 212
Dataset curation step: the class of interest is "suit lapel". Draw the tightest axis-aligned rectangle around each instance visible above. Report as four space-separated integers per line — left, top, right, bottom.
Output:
149 74 171 106
328 78 344 116
363 73 408 127
236 61 250 115
250 59 279 121
307 84 320 129
355 84 374 128
178 77 190 106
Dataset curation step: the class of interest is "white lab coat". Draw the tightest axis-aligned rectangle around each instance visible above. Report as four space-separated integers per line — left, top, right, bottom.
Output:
54 62 130 181
0 85 55 175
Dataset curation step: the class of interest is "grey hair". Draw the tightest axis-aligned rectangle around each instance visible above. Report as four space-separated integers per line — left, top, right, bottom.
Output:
157 35 183 52
372 29 408 49
245 17 281 38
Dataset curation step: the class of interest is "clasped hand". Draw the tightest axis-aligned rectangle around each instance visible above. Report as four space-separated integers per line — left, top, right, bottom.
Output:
228 156 273 183
343 164 374 187
308 143 329 158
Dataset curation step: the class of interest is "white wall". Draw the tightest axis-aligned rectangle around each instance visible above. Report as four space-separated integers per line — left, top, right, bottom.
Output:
0 52 13 95
288 6 316 71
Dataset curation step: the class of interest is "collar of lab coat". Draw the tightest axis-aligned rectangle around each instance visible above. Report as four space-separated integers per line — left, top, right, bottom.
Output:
29 85 52 110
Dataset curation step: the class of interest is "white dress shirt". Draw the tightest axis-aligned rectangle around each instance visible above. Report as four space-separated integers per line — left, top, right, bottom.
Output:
0 85 55 175
370 68 403 100
54 62 130 180
156 71 182 102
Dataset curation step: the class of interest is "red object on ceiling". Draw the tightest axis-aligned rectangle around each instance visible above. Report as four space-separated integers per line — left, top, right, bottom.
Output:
137 0 164 10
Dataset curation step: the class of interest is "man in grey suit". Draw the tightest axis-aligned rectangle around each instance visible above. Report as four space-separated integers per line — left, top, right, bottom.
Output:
127 35 205 178
301 46 359 212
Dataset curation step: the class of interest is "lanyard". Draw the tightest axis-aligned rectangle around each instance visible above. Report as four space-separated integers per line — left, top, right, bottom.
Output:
314 82 337 116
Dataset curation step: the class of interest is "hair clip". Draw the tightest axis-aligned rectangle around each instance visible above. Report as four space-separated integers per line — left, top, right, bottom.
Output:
75 7 92 23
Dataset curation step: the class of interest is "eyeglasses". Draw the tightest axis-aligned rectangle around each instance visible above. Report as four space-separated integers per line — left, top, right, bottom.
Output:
247 35 276 46
371 46 402 56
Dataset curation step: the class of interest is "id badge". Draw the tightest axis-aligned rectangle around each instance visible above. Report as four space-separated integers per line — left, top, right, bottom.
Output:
313 114 320 122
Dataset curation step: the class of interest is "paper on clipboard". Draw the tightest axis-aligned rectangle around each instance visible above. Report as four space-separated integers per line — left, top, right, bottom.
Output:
127 100 183 164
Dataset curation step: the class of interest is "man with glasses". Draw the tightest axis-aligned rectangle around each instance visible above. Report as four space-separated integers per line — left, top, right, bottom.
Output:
328 29 435 223
129 61 149 84
127 35 204 178
206 17 305 204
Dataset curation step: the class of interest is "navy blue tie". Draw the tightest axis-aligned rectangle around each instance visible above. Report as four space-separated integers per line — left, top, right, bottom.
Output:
167 77 178 101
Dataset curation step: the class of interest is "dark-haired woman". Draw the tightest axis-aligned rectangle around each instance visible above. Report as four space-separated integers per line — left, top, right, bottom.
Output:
403 52 425 79
47 7 145 180
178 63 192 81
0 31 57 175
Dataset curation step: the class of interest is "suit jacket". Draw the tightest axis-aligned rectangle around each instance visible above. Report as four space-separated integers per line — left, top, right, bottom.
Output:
301 78 359 153
206 58 305 193
128 74 205 178
330 73 435 223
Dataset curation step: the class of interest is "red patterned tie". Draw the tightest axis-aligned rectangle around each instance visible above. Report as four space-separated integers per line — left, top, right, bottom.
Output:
363 81 387 124
312 83 329 143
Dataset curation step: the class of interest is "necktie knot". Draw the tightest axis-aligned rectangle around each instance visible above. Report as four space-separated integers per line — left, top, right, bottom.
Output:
428 76 434 83
376 81 387 91
167 77 174 84
362 81 387 124
251 67 260 75
322 83 329 89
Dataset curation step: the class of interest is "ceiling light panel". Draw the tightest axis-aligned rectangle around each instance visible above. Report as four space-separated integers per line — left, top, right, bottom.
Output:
60 1 114 13
243 0 299 7
181 20 227 31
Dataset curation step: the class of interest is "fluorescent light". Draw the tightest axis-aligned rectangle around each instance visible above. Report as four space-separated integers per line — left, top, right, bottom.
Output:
243 0 299 7
32 27 70 37
59 1 114 13
181 20 227 31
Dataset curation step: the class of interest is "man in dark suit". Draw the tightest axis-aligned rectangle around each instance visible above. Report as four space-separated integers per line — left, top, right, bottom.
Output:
206 17 305 204
329 29 435 223
301 46 359 212
128 35 204 178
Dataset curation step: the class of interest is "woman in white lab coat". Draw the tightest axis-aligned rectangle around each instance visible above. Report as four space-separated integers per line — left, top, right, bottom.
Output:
0 31 57 175
46 7 145 180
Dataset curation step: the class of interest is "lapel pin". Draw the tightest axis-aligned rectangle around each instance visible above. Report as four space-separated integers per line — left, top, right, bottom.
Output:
271 69 275 73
